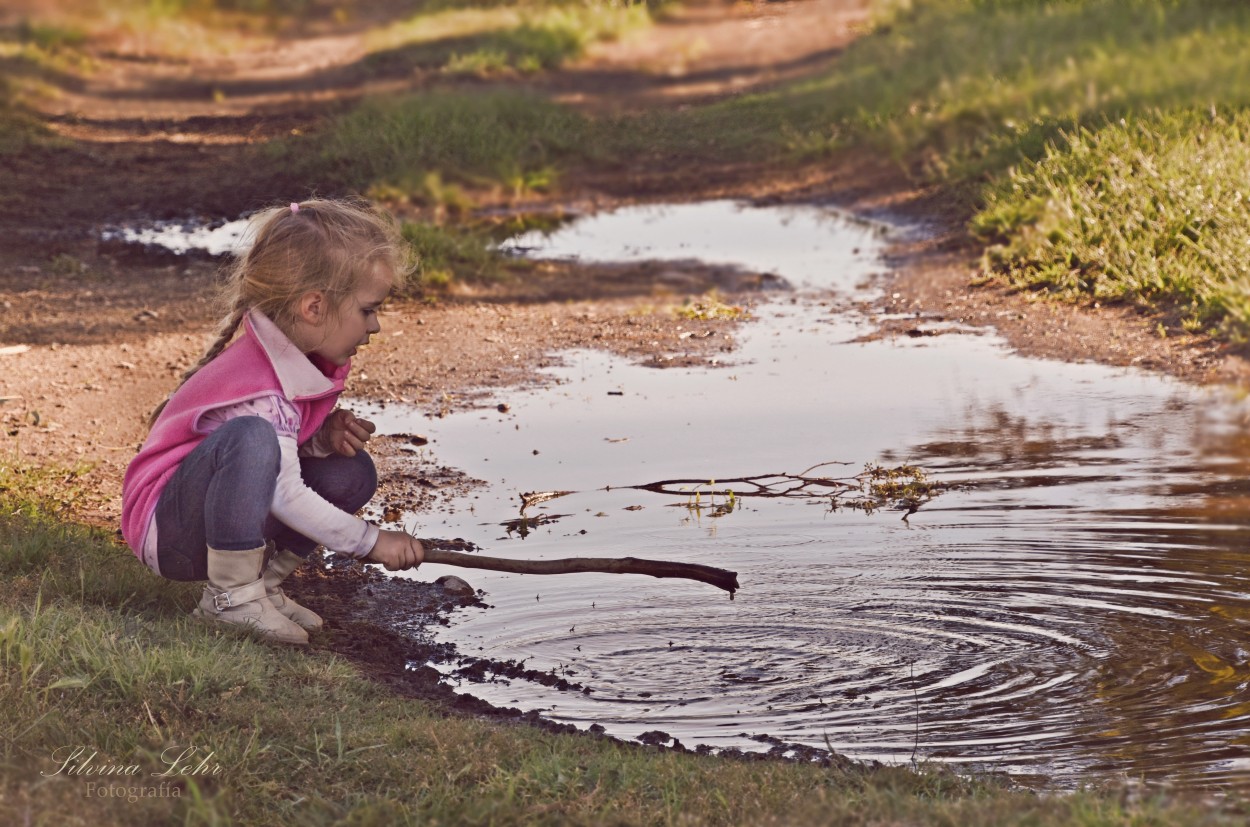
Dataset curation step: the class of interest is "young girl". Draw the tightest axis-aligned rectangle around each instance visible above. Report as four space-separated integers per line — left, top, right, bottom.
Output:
121 198 424 645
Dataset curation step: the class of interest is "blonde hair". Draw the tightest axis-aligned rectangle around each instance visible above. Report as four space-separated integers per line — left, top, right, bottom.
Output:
149 197 415 427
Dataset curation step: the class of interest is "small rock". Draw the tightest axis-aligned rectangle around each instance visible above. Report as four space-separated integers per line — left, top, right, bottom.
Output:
435 575 475 598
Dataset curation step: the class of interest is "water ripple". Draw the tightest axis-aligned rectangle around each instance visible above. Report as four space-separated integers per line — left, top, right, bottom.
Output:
365 201 1250 789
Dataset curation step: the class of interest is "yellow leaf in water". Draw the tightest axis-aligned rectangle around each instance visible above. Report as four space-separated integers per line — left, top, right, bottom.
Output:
1190 650 1237 682
1209 604 1250 622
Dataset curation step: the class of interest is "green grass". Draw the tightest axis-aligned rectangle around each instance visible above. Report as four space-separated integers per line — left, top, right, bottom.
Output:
392 211 575 292
973 109 1250 337
3 470 1250 825
811 0 1250 338
3 1 264 57
0 20 86 154
278 88 592 196
651 0 1250 338
6 19 88 52
449 4 651 75
368 2 651 77
778 0 1250 179
0 93 46 156
633 0 1235 174
312 0 1250 187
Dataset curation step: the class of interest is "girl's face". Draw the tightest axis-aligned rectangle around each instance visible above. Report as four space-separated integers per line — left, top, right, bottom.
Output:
307 265 394 367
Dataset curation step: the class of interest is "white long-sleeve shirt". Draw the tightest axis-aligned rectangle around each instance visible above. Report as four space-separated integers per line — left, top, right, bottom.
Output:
140 394 379 563
137 311 383 570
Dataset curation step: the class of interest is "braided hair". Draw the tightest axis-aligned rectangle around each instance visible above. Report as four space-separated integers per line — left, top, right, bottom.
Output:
147 197 414 427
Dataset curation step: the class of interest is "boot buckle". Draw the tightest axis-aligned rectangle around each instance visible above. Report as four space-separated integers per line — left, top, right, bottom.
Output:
204 578 266 613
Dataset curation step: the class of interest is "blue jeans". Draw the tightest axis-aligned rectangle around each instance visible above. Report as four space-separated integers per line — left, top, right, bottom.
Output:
154 416 378 581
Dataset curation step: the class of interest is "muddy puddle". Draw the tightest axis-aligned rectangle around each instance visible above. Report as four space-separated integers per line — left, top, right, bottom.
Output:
115 202 1250 788
352 200 1250 790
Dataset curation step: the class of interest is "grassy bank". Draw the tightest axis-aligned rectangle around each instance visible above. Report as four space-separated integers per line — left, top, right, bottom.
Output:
974 109 1250 337
701 0 1250 338
646 0 1250 340
1 477 1247 825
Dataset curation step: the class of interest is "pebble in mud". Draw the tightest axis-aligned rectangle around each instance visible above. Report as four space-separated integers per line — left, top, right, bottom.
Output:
435 575 475 597
636 730 674 746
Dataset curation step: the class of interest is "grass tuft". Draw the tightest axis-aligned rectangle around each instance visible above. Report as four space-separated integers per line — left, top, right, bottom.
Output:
368 1 650 77
282 89 591 196
673 291 750 321
974 109 1250 338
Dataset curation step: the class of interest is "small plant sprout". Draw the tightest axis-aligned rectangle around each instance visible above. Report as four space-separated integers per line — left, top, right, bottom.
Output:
673 291 750 321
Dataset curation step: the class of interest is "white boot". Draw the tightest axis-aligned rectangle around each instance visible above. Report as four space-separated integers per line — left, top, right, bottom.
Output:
263 548 324 631
193 545 308 645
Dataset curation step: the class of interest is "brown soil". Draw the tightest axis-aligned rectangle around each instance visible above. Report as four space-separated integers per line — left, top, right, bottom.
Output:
4 0 1250 737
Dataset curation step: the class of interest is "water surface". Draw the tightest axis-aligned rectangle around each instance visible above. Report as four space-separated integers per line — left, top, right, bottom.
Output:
360 201 1250 789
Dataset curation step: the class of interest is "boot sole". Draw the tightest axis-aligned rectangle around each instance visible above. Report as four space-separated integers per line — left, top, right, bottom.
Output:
192 607 309 646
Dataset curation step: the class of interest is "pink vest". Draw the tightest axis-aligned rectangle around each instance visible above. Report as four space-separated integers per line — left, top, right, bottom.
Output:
121 313 348 556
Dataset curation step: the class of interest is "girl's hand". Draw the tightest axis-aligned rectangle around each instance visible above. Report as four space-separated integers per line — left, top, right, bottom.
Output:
365 530 424 571
324 409 376 457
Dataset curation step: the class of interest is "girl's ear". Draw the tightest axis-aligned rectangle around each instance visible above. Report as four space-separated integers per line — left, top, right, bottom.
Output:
297 290 327 325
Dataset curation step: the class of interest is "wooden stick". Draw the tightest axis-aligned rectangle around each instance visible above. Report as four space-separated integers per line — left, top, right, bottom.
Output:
422 547 739 596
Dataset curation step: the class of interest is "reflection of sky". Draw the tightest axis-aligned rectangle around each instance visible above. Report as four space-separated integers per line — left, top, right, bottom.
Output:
101 217 254 256
352 201 1250 787
377 295 1211 509
502 200 892 290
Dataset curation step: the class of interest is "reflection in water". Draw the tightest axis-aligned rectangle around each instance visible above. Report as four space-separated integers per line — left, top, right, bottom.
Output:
882 410 1250 787
101 216 254 256
357 201 1250 789
500 513 572 538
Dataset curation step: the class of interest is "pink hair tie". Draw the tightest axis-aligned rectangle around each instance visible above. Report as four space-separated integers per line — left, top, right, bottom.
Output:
289 202 300 214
